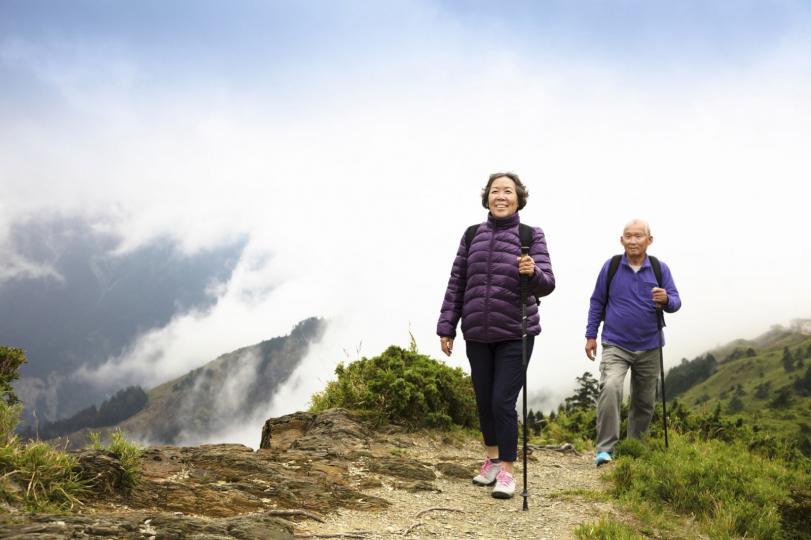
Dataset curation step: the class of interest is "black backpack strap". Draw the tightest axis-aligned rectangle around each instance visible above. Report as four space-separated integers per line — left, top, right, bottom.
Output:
648 255 666 327
602 255 623 321
648 255 662 287
518 223 542 306
606 255 622 291
464 224 479 254
519 223 533 249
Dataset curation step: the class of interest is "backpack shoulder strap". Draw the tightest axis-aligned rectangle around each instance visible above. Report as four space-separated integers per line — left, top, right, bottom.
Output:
518 223 542 306
606 254 622 288
602 255 623 321
648 255 666 327
464 224 479 254
519 223 533 249
648 255 662 287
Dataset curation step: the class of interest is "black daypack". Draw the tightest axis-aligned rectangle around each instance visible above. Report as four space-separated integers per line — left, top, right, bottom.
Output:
464 223 540 305
604 254 665 325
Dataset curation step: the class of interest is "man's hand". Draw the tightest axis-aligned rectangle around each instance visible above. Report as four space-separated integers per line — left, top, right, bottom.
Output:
440 336 454 357
652 287 668 308
585 338 597 361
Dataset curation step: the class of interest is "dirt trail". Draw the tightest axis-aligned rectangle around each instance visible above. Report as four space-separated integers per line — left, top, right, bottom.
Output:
296 432 625 540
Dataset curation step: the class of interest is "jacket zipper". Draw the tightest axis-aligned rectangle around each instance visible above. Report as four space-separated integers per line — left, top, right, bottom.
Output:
484 226 494 339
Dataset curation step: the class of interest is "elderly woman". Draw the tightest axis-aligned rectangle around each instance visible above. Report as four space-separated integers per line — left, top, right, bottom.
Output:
437 172 555 499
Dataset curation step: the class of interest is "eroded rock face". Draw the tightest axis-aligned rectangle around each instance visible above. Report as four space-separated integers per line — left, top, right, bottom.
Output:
260 408 371 455
1 409 474 539
126 441 389 516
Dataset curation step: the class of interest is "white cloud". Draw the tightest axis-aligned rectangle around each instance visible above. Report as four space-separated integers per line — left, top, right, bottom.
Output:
3 26 811 447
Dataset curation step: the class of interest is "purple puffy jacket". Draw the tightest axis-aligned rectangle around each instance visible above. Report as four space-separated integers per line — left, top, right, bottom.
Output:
437 212 555 343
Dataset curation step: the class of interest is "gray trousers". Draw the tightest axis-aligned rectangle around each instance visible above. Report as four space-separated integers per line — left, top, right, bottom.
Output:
596 344 660 453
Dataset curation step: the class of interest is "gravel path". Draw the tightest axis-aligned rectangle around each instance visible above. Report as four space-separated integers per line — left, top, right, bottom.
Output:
294 432 626 539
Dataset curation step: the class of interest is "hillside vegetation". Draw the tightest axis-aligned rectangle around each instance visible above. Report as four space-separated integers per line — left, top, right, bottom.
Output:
310 344 478 429
308 330 810 538
666 327 811 455
543 326 811 539
42 317 325 447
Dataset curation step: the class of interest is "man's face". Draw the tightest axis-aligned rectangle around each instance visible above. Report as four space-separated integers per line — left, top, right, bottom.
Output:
620 223 652 257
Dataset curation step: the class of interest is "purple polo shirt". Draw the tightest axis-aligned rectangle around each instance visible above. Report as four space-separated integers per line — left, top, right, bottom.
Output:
585 254 681 351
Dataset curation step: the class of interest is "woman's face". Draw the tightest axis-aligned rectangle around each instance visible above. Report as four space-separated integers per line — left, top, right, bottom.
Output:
487 176 519 218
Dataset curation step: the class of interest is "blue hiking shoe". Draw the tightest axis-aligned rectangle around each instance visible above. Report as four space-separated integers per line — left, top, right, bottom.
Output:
595 451 612 466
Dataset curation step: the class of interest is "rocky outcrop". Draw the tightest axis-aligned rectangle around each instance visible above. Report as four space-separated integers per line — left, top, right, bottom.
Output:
1 408 477 539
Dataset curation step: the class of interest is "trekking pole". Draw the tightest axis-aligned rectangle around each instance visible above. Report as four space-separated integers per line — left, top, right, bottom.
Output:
656 308 669 449
520 246 530 511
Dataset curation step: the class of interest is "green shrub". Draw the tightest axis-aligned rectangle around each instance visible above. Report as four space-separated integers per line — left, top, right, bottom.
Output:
0 346 26 447
612 438 648 459
537 407 596 450
0 402 22 446
310 345 477 429
0 346 26 406
0 346 88 511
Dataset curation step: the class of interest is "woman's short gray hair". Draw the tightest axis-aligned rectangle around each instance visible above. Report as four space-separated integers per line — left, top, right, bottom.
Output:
481 172 529 210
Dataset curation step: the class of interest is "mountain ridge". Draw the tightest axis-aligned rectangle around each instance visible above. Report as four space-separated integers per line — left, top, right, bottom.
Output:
50 317 326 447
665 322 811 453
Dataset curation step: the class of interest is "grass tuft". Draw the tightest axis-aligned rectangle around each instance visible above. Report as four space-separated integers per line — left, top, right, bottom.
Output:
88 428 143 491
0 431 86 512
574 516 647 539
608 433 807 539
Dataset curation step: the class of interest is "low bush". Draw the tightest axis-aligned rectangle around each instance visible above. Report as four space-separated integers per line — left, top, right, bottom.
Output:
310 345 477 429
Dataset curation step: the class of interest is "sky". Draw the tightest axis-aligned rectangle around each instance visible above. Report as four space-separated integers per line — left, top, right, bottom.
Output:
2 1 811 447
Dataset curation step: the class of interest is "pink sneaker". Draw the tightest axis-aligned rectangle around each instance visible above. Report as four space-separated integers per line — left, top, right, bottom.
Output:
491 470 515 499
472 458 501 486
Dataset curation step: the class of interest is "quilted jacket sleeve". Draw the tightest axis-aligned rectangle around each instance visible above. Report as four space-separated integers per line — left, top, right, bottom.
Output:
528 226 555 299
436 232 468 338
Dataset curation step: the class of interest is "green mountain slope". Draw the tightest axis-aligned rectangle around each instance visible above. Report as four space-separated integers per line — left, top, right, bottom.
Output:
669 325 811 447
57 317 325 446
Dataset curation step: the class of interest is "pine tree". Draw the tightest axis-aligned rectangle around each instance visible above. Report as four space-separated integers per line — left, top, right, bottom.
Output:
754 381 771 399
794 366 811 396
727 395 744 413
769 387 794 408
564 371 600 411
782 346 795 372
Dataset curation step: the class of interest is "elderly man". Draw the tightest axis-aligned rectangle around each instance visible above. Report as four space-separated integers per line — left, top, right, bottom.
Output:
584 219 681 466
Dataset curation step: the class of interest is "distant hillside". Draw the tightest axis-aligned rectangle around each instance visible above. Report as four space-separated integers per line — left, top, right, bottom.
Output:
666 323 811 449
54 317 326 446
4 215 246 425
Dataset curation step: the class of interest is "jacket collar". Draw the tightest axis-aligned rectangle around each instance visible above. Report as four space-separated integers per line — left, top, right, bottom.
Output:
487 211 520 229
621 253 652 268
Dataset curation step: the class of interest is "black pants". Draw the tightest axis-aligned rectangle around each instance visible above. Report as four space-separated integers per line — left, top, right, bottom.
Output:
466 337 534 462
